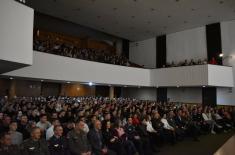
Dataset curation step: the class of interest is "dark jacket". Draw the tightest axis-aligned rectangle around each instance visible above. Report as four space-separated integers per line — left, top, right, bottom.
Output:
21 138 50 155
48 135 70 155
87 128 104 155
67 129 91 155
0 144 21 155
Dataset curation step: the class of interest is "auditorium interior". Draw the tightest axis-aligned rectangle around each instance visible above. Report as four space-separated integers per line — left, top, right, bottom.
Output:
0 0 235 155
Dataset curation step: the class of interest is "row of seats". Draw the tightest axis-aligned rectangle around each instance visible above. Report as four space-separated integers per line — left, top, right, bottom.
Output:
0 96 234 155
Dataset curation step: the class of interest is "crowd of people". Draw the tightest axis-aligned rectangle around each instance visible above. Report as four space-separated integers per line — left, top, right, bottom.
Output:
163 58 208 68
0 96 234 155
33 39 132 67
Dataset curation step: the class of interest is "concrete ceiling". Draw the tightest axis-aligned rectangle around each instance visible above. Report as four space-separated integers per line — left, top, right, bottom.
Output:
26 0 235 41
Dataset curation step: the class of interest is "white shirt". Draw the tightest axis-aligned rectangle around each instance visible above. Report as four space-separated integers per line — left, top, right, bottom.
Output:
202 113 209 121
146 121 156 133
161 118 174 130
46 125 54 140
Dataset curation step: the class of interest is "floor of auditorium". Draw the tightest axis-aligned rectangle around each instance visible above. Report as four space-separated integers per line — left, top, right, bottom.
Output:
157 130 235 155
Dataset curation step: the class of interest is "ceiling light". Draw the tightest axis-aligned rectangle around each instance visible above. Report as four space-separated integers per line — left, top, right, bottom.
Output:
66 81 71 84
177 86 180 88
203 86 206 88
89 82 93 86
219 53 224 57
9 77 14 80
219 1 224 4
41 80 44 82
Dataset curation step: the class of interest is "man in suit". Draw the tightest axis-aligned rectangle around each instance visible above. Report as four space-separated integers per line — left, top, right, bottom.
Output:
21 127 50 155
87 120 116 155
67 120 92 155
48 125 70 155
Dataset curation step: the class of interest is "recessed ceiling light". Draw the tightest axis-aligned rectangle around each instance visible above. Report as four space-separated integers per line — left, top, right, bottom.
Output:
41 80 44 82
177 86 180 88
66 81 71 84
9 77 14 80
208 15 211 18
131 16 135 18
150 8 155 11
89 82 93 86
219 1 224 4
203 86 206 88
191 8 195 11
175 0 180 2
168 15 171 18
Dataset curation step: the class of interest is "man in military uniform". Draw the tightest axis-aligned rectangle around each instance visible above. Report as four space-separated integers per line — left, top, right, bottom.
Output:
0 132 21 155
21 127 50 155
67 120 92 155
48 125 70 155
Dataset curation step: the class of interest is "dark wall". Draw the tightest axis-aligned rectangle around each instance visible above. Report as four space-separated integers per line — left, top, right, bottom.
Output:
15 80 41 97
34 12 123 43
41 82 61 96
0 79 10 96
202 87 217 107
156 35 167 68
95 86 109 97
122 39 130 58
206 23 222 65
157 88 167 102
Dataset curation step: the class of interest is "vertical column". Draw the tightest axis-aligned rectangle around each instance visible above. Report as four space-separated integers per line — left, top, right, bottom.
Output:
206 23 222 65
156 35 166 68
109 86 114 99
9 79 16 99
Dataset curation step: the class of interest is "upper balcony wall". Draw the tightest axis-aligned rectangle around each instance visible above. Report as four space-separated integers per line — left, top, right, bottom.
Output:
0 0 34 73
3 52 234 88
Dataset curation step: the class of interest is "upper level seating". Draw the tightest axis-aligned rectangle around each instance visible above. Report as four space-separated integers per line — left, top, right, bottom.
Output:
33 30 142 67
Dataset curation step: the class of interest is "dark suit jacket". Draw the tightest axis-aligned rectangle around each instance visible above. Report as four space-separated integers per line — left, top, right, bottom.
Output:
87 129 104 155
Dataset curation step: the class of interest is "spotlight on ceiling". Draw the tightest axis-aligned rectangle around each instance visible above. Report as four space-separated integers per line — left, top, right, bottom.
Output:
9 77 14 80
66 81 71 84
89 82 93 86
219 53 224 57
203 86 206 88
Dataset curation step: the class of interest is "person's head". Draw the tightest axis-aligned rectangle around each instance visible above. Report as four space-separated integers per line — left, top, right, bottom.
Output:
20 115 28 124
128 117 133 125
53 125 63 137
104 113 111 120
106 121 111 129
51 112 58 119
75 120 85 132
9 121 18 132
40 114 47 123
94 120 102 130
51 119 60 126
2 116 11 126
0 133 11 146
30 127 41 140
